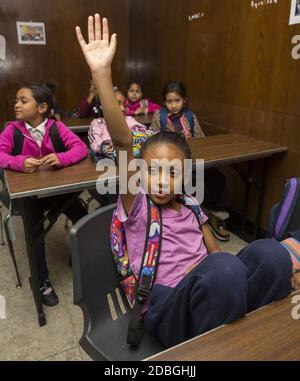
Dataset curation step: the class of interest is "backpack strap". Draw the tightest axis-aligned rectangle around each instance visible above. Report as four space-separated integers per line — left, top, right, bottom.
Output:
273 178 300 240
49 123 66 153
180 194 204 226
140 99 149 110
160 107 195 136
183 109 195 137
111 209 137 307
127 197 163 347
159 107 169 131
12 127 24 156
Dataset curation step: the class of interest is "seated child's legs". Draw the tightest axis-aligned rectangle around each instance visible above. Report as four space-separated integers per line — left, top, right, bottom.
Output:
237 239 293 313
144 253 248 348
47 193 87 224
27 193 87 307
26 197 49 284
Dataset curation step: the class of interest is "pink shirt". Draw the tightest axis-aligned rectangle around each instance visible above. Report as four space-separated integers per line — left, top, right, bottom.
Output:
125 98 161 116
116 190 209 289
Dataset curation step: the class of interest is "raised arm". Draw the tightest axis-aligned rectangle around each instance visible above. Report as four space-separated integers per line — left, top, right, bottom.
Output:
76 14 137 213
76 15 131 149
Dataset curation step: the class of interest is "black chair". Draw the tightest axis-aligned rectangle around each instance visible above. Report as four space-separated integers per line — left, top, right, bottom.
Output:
0 170 22 288
69 204 164 361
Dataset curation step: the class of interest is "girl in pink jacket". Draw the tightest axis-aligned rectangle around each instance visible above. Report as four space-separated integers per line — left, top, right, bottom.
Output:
0 84 88 307
125 80 160 116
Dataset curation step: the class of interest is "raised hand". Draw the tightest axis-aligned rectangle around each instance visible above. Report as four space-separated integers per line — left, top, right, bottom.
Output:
76 14 117 74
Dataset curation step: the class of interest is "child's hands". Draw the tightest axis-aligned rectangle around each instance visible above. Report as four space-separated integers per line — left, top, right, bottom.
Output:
135 108 147 115
76 14 117 74
24 158 42 173
40 154 61 168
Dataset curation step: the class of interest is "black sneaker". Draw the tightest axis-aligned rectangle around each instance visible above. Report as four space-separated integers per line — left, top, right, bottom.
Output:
40 279 59 307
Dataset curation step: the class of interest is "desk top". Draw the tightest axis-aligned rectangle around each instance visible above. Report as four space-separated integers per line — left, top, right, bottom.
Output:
134 114 153 126
5 133 287 199
64 114 153 134
146 291 300 361
63 118 92 133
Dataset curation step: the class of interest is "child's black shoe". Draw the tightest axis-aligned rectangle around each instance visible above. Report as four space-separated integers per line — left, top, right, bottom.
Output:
40 279 59 307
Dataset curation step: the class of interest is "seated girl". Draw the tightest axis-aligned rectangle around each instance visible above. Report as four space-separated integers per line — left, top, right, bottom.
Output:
125 80 160 116
76 14 299 348
0 84 88 307
151 81 230 242
151 81 204 138
78 78 103 118
88 87 153 162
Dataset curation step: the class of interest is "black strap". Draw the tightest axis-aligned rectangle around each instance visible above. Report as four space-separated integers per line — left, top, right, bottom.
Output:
12 128 24 156
11 123 65 156
127 302 145 347
49 123 66 153
127 198 163 347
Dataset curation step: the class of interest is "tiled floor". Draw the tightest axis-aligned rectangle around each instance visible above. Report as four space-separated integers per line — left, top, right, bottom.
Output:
0 194 247 361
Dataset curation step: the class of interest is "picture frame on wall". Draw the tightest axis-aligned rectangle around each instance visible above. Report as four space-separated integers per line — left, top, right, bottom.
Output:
16 21 46 45
289 0 300 25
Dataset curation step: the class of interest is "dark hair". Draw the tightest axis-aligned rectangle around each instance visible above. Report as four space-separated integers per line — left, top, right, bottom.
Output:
127 80 144 93
162 81 187 101
19 83 54 118
44 82 56 94
141 130 192 159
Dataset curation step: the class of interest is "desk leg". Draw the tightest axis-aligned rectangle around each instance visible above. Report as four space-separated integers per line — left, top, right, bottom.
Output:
254 158 268 240
241 161 253 231
20 198 46 327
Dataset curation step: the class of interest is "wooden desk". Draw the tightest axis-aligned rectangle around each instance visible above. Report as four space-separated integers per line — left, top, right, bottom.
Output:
6 134 287 200
63 118 92 134
146 291 300 361
4 133 287 326
63 114 153 134
134 114 153 126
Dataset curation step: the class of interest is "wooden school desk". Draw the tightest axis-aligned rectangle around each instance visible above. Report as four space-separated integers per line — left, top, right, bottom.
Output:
63 118 92 134
64 114 154 134
135 114 154 126
4 133 287 326
146 291 300 361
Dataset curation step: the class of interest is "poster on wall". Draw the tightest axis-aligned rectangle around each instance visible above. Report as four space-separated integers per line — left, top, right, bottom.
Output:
289 0 300 25
16 21 46 45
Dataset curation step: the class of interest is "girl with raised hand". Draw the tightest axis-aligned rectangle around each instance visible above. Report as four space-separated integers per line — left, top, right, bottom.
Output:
76 14 295 348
